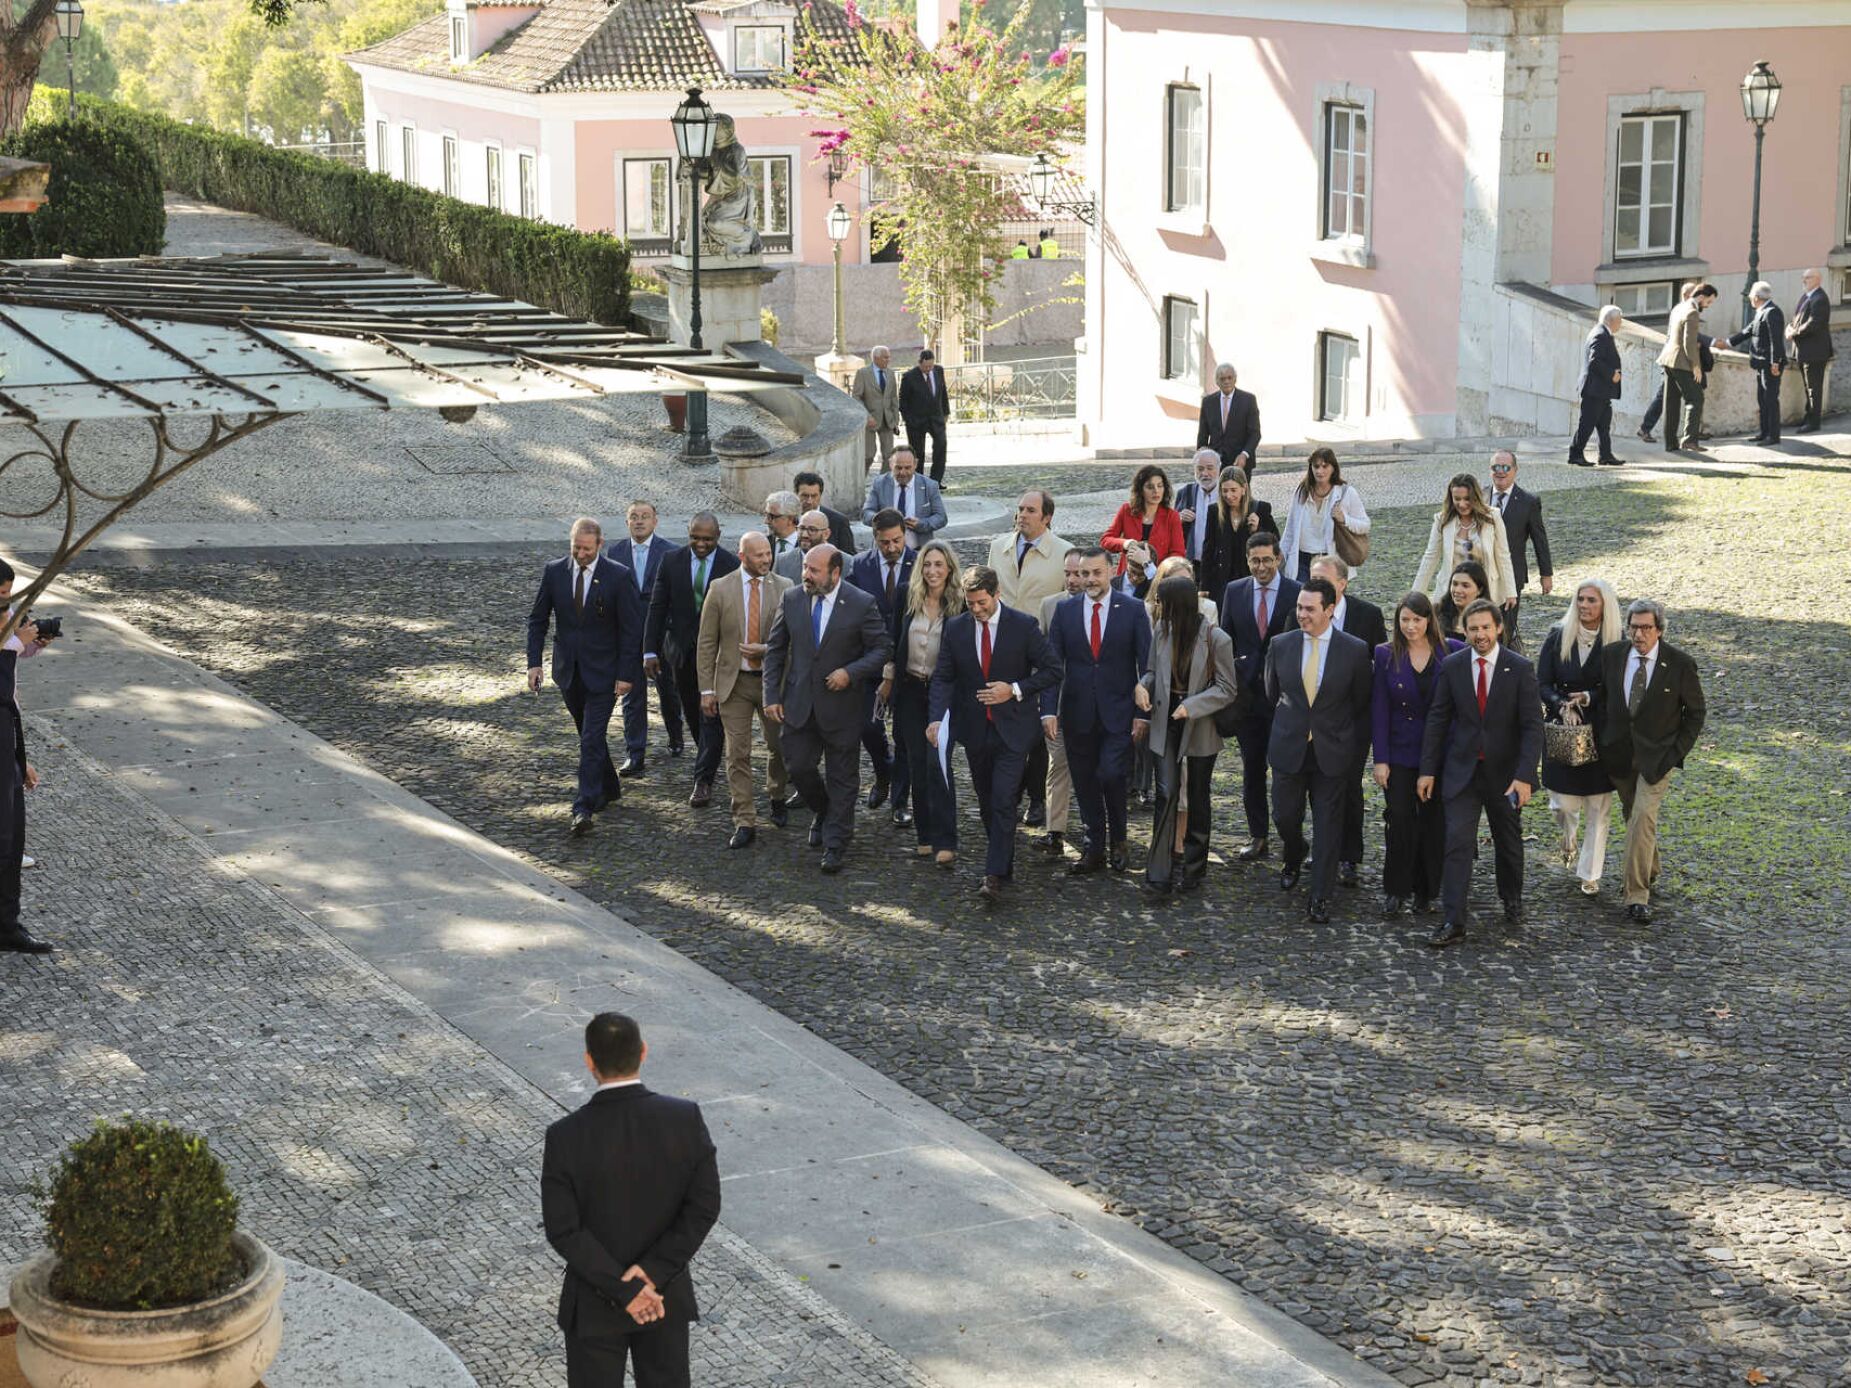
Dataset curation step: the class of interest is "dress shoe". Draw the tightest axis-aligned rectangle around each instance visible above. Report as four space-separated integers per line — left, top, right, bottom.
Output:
1567 457 1594 468
1023 800 1047 828
1502 896 1523 924
1278 863 1302 891
1338 860 1359 889
570 812 593 837
1142 878 1172 899
1307 898 1331 924
1426 919 1465 948
979 874 1004 901
1626 902 1652 923
820 848 844 874
667 740 686 758
1039 831 1065 857
865 776 890 810
1136 788 1154 808
892 807 914 828
1383 894 1407 919
0 927 52 954
769 799 790 828
1683 442 1708 452
1108 842 1129 873
1413 895 1434 915
1067 851 1105 875
807 816 824 849
618 758 645 778
1237 838 1270 862
727 826 756 850
688 780 713 808
1597 456 1626 466
1796 423 1820 434
1637 428 1656 443
1176 874 1203 895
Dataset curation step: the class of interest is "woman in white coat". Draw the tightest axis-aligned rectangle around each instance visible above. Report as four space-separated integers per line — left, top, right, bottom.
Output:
1412 474 1519 608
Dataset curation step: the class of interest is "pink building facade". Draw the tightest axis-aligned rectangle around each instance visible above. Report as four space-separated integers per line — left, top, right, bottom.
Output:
1079 0 1851 448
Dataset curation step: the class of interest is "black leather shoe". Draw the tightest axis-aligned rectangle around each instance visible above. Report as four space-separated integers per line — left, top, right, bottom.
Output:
1108 842 1129 873
1039 831 1065 857
979 874 1004 901
1626 902 1652 923
1237 838 1270 862
1384 895 1407 919
1597 456 1627 466
865 777 890 810
1637 428 1656 443
570 812 593 837
667 740 686 758
1338 861 1359 889
1143 879 1172 899
1307 898 1331 924
1067 852 1105 875
1176 874 1203 895
1279 864 1302 891
1413 895 1434 915
770 799 789 828
1023 800 1047 828
820 848 844 874
727 826 756 850
807 816 824 849
1503 896 1523 924
1796 423 1820 434
688 781 713 808
892 807 914 828
0 927 52 954
1426 919 1465 948
1567 457 1594 468
618 758 645 778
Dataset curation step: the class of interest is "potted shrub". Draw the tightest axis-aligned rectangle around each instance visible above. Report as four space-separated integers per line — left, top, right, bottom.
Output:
8 1119 283 1388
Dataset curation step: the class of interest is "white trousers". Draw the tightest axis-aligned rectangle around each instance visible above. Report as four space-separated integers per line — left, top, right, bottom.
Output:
1549 791 1613 884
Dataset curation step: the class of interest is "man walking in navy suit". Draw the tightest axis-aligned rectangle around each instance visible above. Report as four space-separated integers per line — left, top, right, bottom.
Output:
1220 532 1298 860
929 564 1062 900
848 510 915 823
1568 305 1625 466
1045 546 1150 875
528 517 644 836
645 514 740 809
609 500 683 775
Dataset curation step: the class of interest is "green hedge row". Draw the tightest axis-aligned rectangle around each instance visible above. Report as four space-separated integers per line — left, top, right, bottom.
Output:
0 117 165 259
30 89 630 326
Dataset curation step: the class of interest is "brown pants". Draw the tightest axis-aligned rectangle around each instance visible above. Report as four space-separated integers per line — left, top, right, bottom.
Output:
719 673 786 826
1614 768 1672 906
1044 731 1072 834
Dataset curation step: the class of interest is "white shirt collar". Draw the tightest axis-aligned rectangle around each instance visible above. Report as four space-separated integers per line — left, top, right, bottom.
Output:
596 1078 642 1091
1331 596 1347 629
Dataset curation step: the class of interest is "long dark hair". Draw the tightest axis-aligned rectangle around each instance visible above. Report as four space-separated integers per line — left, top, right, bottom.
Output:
1436 561 1490 633
1389 590 1439 667
1129 464 1173 513
1295 447 1343 503
1155 575 1202 676
1212 465 1250 545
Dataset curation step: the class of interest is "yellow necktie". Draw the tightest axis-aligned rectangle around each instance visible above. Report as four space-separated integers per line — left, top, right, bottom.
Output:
1301 635 1319 731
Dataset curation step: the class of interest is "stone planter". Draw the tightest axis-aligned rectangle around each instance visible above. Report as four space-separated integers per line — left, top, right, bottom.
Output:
9 1231 283 1388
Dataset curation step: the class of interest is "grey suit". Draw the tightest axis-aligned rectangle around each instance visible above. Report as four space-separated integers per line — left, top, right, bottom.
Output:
850 363 901 471
1143 622 1240 890
1263 627 1373 902
763 580 891 851
861 471 948 544
773 544 805 584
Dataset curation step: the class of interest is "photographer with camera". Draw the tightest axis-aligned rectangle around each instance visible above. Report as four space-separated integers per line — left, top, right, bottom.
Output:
0 558 57 954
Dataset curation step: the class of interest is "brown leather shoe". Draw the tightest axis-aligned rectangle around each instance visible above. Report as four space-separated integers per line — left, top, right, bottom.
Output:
979 875 1004 901
688 780 713 808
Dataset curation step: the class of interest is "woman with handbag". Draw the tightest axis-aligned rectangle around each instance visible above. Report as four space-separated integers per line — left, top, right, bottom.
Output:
1537 577 1621 896
881 540 966 866
1137 574 1239 896
1370 592 1463 918
1278 448 1370 583
1198 465 1278 598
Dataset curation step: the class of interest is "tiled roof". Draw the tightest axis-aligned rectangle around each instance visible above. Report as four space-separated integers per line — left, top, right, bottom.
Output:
349 0 858 96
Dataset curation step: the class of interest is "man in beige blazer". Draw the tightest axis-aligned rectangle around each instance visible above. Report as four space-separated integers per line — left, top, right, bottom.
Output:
849 345 900 473
697 532 790 848
1655 282 1716 454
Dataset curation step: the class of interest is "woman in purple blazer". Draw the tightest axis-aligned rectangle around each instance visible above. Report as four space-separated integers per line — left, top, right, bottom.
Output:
1371 591 1464 919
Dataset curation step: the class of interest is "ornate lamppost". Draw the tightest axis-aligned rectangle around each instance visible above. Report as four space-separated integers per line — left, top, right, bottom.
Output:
671 87 717 461
55 0 83 121
1739 61 1781 327
826 201 851 359
1026 152 1096 227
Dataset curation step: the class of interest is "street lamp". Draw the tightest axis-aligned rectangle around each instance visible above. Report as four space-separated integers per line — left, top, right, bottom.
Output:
670 86 717 461
54 0 82 122
1025 151 1096 227
1739 60 1781 326
826 200 851 358
824 146 850 200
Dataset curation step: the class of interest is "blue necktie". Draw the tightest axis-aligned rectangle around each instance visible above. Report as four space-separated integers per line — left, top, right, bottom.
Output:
876 367 885 391
811 595 824 649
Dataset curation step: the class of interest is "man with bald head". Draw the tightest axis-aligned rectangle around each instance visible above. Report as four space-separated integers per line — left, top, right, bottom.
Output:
1788 268 1832 434
645 512 739 808
763 543 891 872
698 532 792 849
777 508 829 583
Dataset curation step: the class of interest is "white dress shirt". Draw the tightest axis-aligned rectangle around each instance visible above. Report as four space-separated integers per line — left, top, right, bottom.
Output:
1084 593 1110 647
1471 648 1499 701
893 478 918 548
1625 644 1658 701
811 585 839 642
627 537 653 586
595 1078 642 1092
1300 626 1331 692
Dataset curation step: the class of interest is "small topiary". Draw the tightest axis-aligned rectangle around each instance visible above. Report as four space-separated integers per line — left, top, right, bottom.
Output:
0 118 165 260
42 1119 243 1310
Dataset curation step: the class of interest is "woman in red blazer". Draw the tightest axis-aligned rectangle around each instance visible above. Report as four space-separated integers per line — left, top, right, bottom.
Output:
1101 465 1186 592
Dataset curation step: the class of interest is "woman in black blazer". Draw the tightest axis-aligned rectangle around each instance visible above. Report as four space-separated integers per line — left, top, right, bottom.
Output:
1536 577 1621 896
1197 466 1278 597
880 540 965 864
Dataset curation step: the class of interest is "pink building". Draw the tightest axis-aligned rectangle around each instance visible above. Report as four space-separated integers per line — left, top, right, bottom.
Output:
346 0 874 268
1078 0 1851 448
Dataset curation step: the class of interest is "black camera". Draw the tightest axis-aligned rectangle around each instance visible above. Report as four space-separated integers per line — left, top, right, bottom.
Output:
32 615 61 640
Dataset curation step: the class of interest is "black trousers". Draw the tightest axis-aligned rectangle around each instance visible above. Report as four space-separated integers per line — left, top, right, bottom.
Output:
1025 735 1049 809
1799 359 1828 426
621 659 685 760
1339 748 1367 867
670 653 724 785
1569 395 1613 460
906 418 948 483
560 673 620 816
566 1321 690 1388
1440 764 1525 921
1272 747 1345 902
1754 366 1782 441
1066 724 1131 852
0 751 23 933
965 722 1027 878
1232 712 1272 840
1381 764 1444 901
1147 743 1216 888
893 675 957 851
779 720 861 852
1642 384 1665 433
859 681 908 803
1662 367 1703 448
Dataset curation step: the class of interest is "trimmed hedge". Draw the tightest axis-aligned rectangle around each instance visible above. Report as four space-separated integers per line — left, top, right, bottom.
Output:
32 89 630 326
0 118 165 259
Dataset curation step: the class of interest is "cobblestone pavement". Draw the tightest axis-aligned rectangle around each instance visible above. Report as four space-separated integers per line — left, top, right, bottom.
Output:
51 455 1851 1388
0 735 935 1388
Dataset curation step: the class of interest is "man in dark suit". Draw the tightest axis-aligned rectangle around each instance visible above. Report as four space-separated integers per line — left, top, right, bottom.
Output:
763 543 890 873
0 559 51 954
1263 577 1372 923
542 1012 720 1388
847 510 915 822
1220 532 1298 861
1569 305 1625 466
1309 555 1385 888
1044 547 1150 875
644 513 740 809
1418 600 1542 948
1485 452 1552 620
898 348 952 484
609 500 684 775
528 518 644 836
928 565 1061 899
1729 281 1788 444
794 471 857 555
1173 448 1224 580
1789 268 1834 433
1597 597 1705 923
1196 362 1261 473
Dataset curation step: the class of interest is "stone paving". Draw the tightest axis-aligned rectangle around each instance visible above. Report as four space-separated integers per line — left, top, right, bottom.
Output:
0 733 935 1388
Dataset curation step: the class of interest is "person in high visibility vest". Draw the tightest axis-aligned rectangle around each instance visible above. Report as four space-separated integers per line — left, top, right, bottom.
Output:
1039 229 1060 259
1010 239 1031 260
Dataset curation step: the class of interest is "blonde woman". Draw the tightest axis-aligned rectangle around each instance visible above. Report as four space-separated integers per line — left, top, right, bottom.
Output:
1413 473 1519 609
1536 578 1622 894
882 540 966 864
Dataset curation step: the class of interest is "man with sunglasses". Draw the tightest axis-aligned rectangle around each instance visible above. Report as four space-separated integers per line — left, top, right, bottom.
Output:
1484 452 1551 628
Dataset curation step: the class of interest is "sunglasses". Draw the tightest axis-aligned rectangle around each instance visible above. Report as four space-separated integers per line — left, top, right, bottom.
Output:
1490 465 1513 474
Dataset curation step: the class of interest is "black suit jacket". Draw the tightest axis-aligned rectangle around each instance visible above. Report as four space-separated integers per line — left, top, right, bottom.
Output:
1338 594 1387 652
1490 485 1551 591
899 364 950 425
1728 302 1788 371
1196 389 1261 468
1263 628 1372 775
1596 639 1705 784
527 555 644 691
848 547 916 624
929 606 1061 754
822 506 858 556
1197 502 1278 597
1791 286 1835 363
541 1085 721 1338
1419 645 1542 796
761 581 889 735
644 545 740 670
1577 325 1622 400
1220 575 1299 700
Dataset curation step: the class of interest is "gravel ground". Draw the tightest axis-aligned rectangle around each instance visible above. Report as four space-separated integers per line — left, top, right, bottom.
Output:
53 454 1851 1388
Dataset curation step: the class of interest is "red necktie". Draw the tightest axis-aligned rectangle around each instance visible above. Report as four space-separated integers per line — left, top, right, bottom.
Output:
1256 585 1268 633
980 620 994 722
1089 601 1102 660
1476 657 1489 760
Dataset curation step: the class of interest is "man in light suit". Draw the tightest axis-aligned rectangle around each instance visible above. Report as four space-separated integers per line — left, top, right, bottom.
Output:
1569 305 1626 466
929 565 1062 900
763 490 804 575
861 447 947 549
988 489 1072 825
793 472 857 555
1656 282 1718 453
847 511 916 820
1196 362 1260 473
1309 555 1385 889
697 532 791 850
541 1012 719 1388
1035 550 1086 859
609 500 683 775
1728 280 1787 445
1418 600 1542 948
644 514 740 809
849 345 900 473
1045 547 1151 875
762 543 890 873
1485 453 1552 620
527 518 644 836
1220 532 1298 861
1788 267 1834 433
1173 448 1223 580
898 348 952 484
1263 577 1372 923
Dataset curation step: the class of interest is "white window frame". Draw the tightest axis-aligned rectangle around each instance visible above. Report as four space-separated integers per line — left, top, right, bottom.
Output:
1613 112 1682 259
1161 294 1200 382
1312 82 1375 269
1318 331 1361 424
732 23 788 73
1163 83 1205 220
621 155 675 241
1599 88 1706 288
485 143 503 212
400 125 417 185
747 154 792 238
374 119 388 175
441 134 460 197
517 151 538 220
449 13 466 63
1606 280 1677 321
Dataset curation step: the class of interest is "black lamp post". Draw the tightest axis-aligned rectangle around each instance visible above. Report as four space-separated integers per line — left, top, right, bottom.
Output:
824 146 849 200
1026 151 1096 227
671 86 717 460
1739 60 1781 327
54 0 82 122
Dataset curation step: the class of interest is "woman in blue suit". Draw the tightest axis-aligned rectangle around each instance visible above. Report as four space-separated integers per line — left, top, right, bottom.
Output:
1371 591 1464 919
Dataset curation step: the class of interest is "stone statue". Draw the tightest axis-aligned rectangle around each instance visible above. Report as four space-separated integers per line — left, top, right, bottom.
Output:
677 113 763 258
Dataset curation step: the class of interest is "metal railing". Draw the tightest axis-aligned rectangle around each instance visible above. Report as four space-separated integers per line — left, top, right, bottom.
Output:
942 354 1077 421
627 232 793 259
